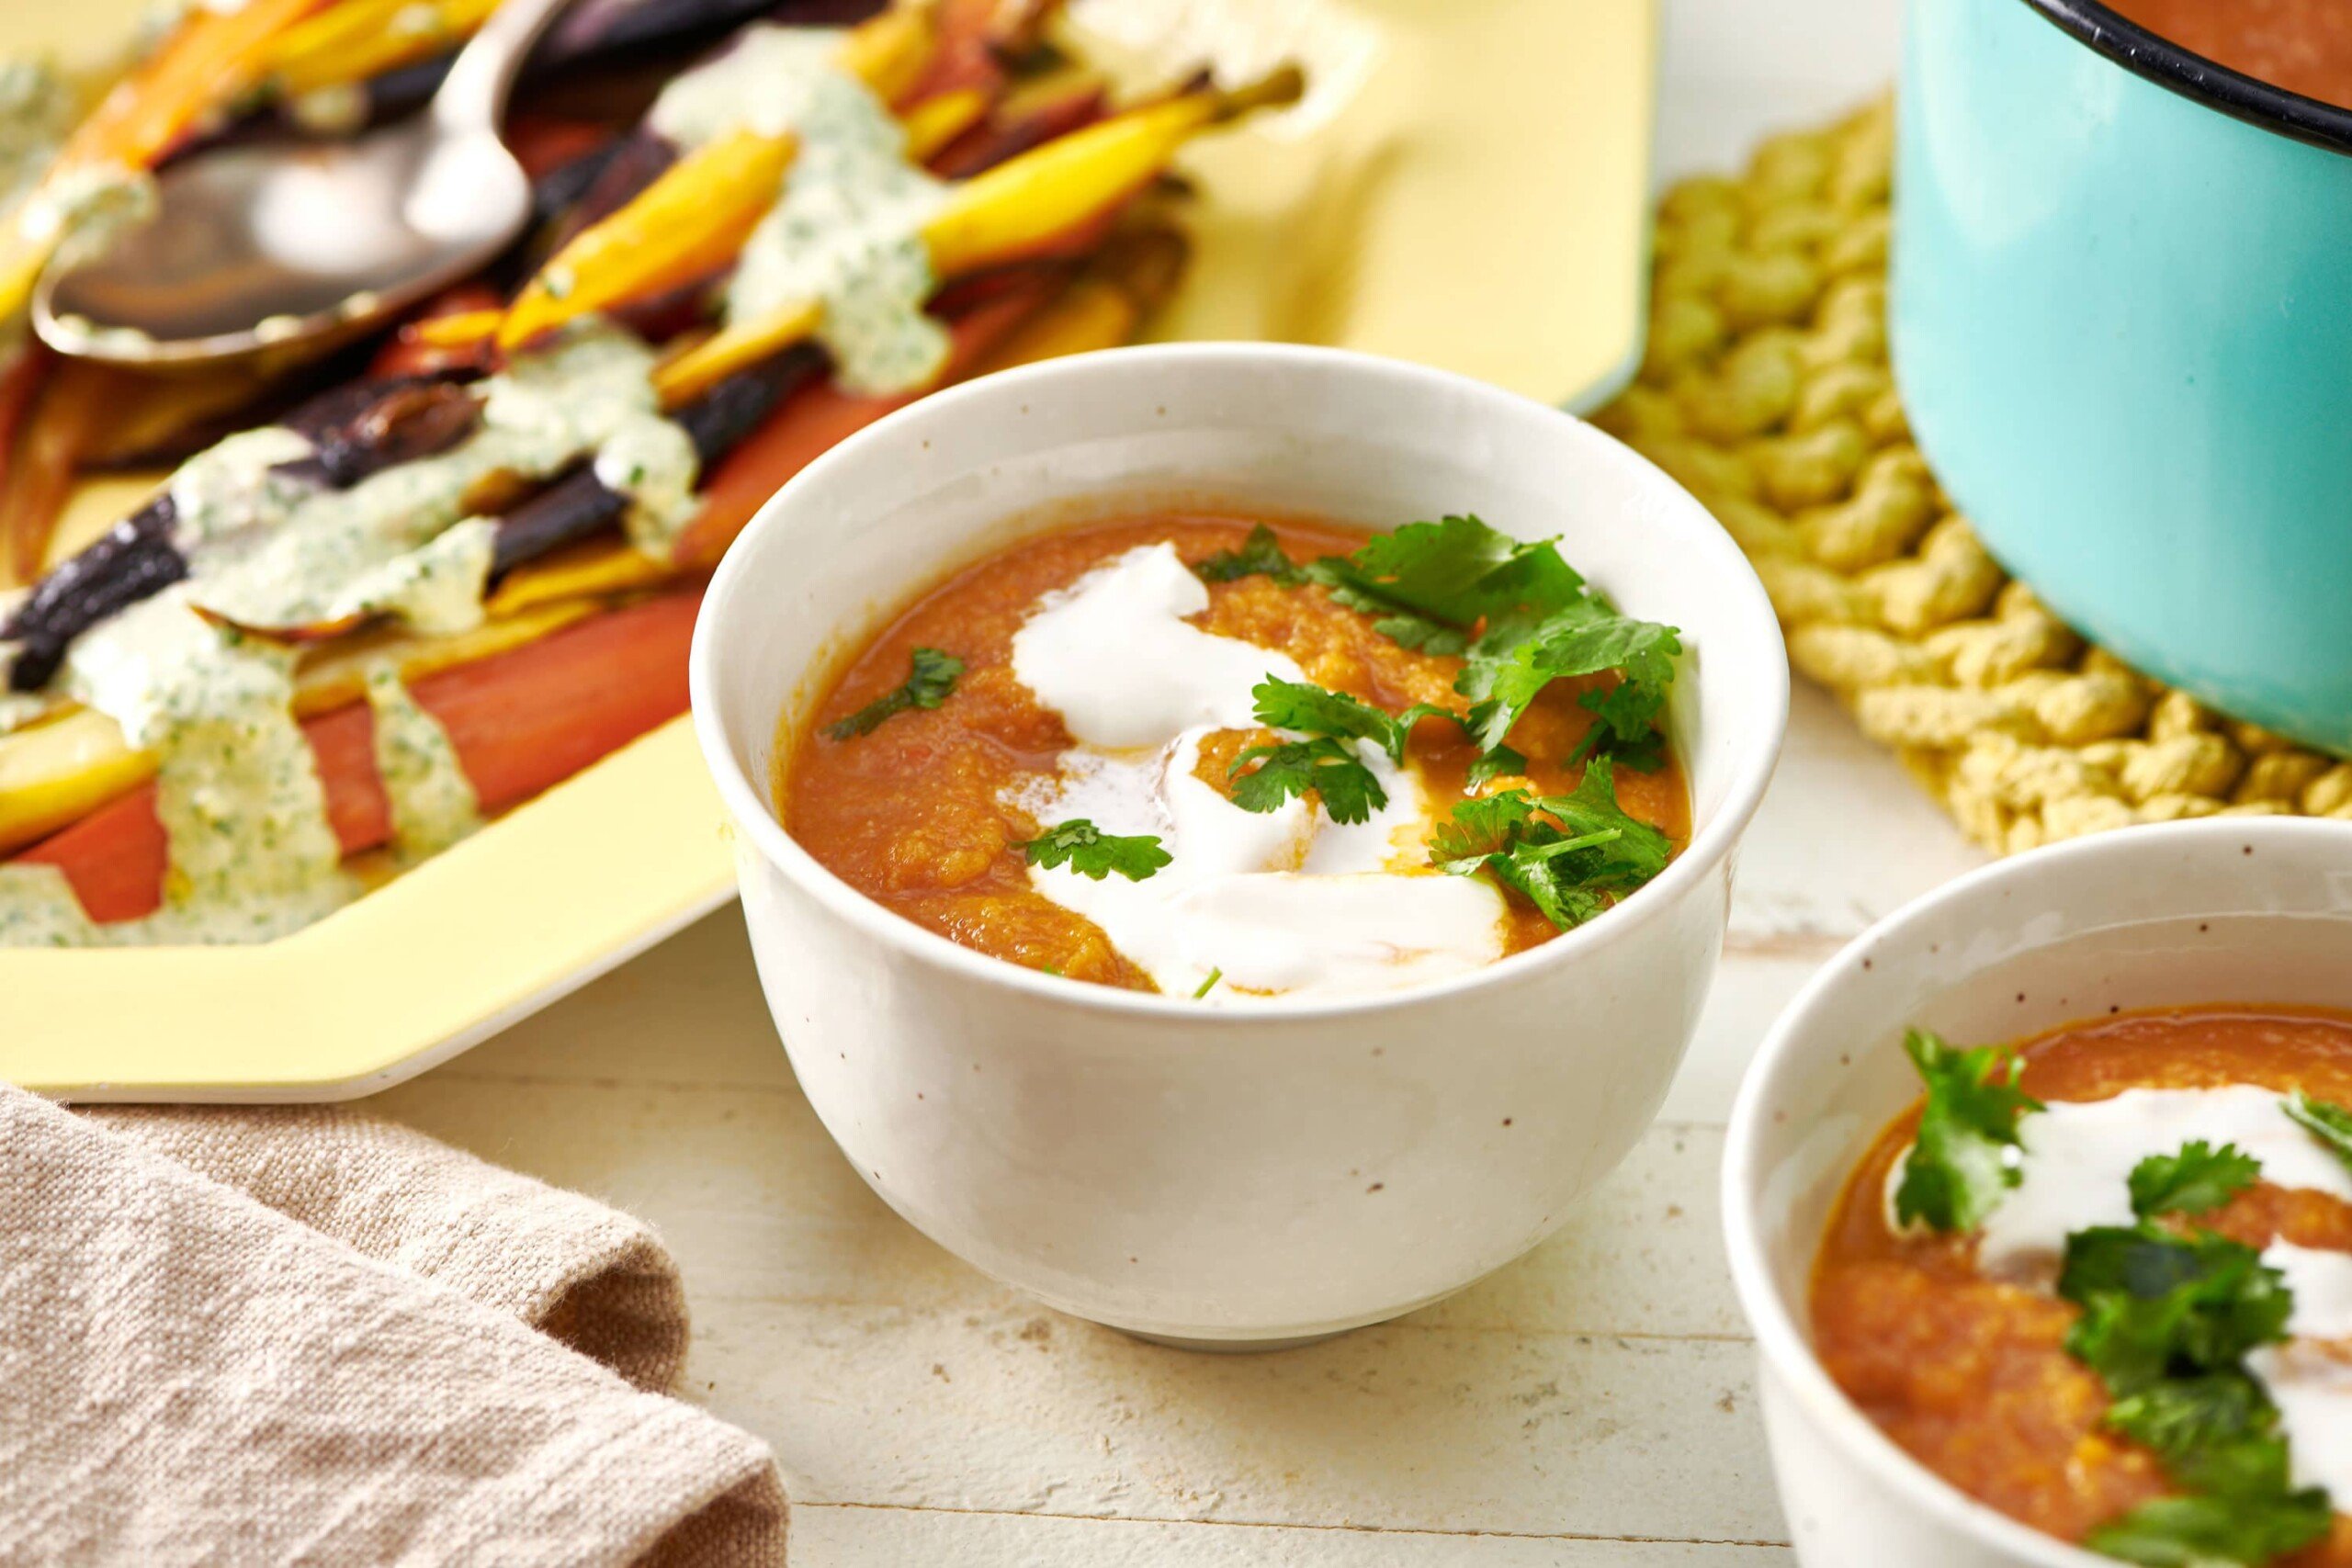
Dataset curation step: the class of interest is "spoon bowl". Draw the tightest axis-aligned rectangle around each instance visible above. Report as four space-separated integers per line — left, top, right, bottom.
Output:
32 0 567 368
34 124 529 365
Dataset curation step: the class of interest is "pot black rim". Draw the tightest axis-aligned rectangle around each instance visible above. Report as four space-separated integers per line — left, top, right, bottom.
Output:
2019 0 2352 156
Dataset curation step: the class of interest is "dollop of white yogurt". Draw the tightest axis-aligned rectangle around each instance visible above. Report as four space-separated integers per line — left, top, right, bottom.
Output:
1007 543 1506 1001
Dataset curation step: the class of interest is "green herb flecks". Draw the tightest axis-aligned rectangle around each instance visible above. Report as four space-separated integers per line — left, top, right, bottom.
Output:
1229 736 1387 825
824 647 965 739
1891 1029 2041 1235
1193 967 1223 999
2129 1142 2261 1222
2056 1185 2331 1567
1246 675 1459 765
1303 514 1680 773
1426 770 1669 931
2284 1091 2352 1177
1304 513 1584 654
1226 676 1465 828
2088 1488 2333 1567
1192 524 1302 587
1020 820 1171 882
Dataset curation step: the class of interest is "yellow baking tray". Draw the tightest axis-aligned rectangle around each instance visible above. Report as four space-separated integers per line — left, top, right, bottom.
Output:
0 0 1658 1099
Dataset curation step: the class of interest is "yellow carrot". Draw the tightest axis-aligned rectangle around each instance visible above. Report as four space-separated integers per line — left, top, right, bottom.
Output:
494 4 939 351
922 66 1300 277
899 86 991 161
266 0 501 98
658 69 1296 404
498 128 798 349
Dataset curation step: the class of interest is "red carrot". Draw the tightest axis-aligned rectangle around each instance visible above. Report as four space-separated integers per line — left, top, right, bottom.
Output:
14 587 702 922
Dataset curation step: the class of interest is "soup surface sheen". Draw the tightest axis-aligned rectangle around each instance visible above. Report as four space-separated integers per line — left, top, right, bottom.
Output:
778 514 1690 999
2108 0 2352 110
1815 1006 2352 1562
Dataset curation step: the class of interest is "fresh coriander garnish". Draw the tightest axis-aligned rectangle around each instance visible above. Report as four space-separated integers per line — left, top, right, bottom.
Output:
2086 1487 2332 1567
2061 1224 2291 1392
1229 736 1387 825
1464 743 1527 791
824 647 964 739
1020 820 1170 882
2055 1190 2330 1568
1193 967 1223 999
1303 514 1680 771
1193 525 1302 587
1891 1029 2041 1234
2283 1091 2352 1175
1247 675 1460 764
2129 1142 2261 1222
1304 513 1583 654
1456 605 1682 760
1426 769 1670 931
1227 673 1454 825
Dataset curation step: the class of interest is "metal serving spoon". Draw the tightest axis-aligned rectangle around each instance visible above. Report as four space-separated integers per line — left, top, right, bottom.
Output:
32 0 571 367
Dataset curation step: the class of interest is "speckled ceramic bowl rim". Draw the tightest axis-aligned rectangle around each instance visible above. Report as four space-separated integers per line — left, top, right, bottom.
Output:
689 342 1789 1024
1722 815 2352 1567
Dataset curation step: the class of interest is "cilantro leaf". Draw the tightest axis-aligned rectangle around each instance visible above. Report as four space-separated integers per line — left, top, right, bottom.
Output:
1458 610 1683 756
2060 1226 2292 1393
824 647 964 739
1305 515 1680 773
1021 819 1170 882
1247 675 1461 764
2105 1373 2279 1476
1428 770 1671 931
2130 1142 2262 1221
1575 683 1671 772
2284 1091 2352 1176
1892 1029 2042 1234
1464 743 1527 792
2086 1488 2332 1567
1193 525 1302 587
1229 737 1387 825
1303 514 1585 655
2058 1141 2329 1564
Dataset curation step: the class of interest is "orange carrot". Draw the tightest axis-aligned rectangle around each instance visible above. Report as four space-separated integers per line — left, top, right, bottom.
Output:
14 587 702 922
2 358 119 585
62 0 325 174
368 283 505 378
0 343 51 584
673 282 1052 567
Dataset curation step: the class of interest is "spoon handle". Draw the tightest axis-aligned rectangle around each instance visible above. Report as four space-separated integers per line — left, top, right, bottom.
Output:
432 0 576 137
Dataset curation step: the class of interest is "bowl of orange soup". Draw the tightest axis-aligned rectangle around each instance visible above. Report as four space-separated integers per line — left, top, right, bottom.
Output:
691 343 1787 1345
1725 815 2352 1565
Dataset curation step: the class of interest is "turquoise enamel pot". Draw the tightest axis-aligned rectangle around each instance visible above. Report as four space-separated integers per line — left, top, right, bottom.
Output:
1894 0 2352 752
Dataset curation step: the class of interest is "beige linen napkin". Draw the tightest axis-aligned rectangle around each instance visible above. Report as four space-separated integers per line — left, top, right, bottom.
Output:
0 1085 786 1567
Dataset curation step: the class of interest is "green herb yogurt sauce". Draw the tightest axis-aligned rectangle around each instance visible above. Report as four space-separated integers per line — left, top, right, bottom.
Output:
1 322 691 946
647 25 951 396
363 660 480 860
0 59 75 220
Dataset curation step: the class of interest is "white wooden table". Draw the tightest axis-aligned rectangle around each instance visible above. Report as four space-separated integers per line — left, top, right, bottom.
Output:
376 6 1955 1561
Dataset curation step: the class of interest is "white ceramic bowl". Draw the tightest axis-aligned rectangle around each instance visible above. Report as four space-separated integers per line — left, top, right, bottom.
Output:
691 343 1788 1345
1724 815 2352 1565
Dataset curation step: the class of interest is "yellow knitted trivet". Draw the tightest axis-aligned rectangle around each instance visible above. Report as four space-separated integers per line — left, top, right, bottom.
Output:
1592 99 2352 855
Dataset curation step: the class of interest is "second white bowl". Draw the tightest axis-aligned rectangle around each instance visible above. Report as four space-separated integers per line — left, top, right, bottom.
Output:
1724 816 2352 1564
692 343 1787 1344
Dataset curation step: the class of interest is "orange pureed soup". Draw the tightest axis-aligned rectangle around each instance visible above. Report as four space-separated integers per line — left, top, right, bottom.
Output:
1814 1007 2352 1565
776 513 1690 1000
